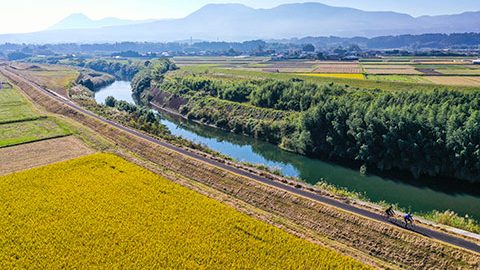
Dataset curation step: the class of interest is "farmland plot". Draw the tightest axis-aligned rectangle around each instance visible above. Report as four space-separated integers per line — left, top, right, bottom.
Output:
300 73 365 80
313 62 362 73
366 75 430 83
0 118 71 147
424 76 480 86
362 64 422 75
0 81 39 123
0 153 369 269
0 136 93 175
436 69 480 75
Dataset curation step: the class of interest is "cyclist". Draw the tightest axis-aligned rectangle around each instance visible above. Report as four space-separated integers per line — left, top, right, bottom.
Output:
385 205 395 219
404 213 414 227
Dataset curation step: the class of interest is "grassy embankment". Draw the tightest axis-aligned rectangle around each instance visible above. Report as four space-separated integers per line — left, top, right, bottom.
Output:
0 153 369 269
0 75 71 147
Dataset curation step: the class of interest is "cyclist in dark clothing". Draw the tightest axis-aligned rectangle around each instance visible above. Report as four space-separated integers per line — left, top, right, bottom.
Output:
385 205 395 219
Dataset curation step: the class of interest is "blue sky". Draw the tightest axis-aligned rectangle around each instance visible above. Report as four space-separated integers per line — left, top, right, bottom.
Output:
1 0 479 34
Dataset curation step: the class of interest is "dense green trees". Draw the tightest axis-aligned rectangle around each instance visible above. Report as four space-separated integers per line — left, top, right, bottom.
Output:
104 96 116 107
131 59 177 104
150 74 480 182
83 59 143 80
76 72 115 91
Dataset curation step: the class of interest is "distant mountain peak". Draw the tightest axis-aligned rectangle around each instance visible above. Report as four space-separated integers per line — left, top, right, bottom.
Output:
200 3 253 10
48 13 154 30
65 13 90 19
187 3 255 17
49 13 93 30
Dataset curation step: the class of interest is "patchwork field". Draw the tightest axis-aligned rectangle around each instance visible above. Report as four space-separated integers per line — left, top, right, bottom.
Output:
0 76 72 147
0 136 93 175
173 56 268 67
177 57 480 87
0 153 368 269
179 65 480 92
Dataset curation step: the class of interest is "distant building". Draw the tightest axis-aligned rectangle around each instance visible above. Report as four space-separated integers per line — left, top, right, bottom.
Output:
473 59 480 65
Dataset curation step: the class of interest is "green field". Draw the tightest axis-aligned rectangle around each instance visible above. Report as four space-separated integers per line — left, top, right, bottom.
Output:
0 76 72 147
366 75 431 83
0 118 71 147
0 82 39 124
0 153 369 269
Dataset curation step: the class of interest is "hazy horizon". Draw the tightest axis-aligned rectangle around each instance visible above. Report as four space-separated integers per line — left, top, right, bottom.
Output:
1 0 479 35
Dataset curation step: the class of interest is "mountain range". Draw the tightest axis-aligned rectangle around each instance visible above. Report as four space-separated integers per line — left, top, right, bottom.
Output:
1 2 479 44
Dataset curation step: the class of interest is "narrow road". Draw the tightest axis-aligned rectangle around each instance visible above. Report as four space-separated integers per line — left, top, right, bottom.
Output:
3 67 479 254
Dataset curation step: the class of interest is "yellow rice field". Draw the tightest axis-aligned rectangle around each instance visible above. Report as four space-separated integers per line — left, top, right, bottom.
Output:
0 153 368 269
299 73 366 80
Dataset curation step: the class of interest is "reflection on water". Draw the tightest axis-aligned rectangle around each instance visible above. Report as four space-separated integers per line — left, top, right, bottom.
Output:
98 81 480 221
94 81 134 104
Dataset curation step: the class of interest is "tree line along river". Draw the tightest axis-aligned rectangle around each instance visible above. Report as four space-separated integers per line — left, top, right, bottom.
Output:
95 81 480 221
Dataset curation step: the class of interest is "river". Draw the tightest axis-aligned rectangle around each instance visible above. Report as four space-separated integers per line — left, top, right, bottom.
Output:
95 81 480 220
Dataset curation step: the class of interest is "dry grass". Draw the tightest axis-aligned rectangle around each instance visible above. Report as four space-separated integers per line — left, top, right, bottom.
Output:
424 76 480 86
0 136 94 175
